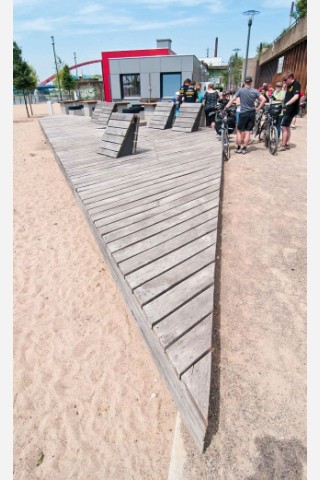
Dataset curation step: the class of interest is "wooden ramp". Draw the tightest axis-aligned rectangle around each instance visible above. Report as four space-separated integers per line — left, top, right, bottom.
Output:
172 103 203 132
91 101 117 127
97 113 139 158
38 116 222 452
148 101 176 130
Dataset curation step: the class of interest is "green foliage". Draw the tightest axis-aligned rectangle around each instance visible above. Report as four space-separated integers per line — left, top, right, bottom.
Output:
13 41 38 117
256 42 273 58
292 0 307 19
228 54 243 90
60 65 76 99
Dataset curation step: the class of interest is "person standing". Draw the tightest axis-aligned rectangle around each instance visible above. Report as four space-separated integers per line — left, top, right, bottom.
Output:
224 76 266 154
202 83 219 129
184 80 198 103
271 81 286 137
178 78 191 106
279 72 301 150
195 83 204 103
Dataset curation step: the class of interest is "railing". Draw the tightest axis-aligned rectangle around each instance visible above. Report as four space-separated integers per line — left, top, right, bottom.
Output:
271 16 305 46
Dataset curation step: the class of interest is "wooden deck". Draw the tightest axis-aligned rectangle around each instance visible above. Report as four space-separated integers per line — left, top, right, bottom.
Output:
39 114 223 451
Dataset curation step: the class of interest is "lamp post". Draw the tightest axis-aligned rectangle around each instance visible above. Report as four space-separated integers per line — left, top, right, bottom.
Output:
73 51 81 100
242 10 260 81
232 48 241 90
51 36 62 101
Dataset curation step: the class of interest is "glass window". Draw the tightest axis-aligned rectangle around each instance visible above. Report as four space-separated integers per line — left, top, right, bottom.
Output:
277 56 284 73
161 73 181 98
121 74 141 98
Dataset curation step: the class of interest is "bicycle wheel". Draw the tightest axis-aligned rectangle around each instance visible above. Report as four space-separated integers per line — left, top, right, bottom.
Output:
258 122 267 142
268 125 278 155
222 130 230 161
252 115 261 139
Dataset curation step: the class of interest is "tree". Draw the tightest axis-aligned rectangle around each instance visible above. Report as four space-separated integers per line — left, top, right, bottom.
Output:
60 65 76 100
13 41 38 117
256 42 272 59
292 0 307 20
228 54 243 90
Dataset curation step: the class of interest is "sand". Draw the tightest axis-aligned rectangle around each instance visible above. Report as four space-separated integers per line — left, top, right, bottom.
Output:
13 102 307 479
13 103 176 480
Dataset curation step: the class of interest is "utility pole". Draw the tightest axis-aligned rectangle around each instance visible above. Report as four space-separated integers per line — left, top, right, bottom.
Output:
51 36 62 101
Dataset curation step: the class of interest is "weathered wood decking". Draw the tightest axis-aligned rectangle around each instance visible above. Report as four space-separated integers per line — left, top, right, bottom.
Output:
39 114 223 451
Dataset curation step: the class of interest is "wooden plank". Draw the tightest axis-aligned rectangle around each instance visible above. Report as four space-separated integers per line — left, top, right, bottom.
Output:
112 207 219 263
119 218 218 275
103 190 219 243
166 314 213 378
181 351 212 421
154 286 214 350
126 231 216 290
134 246 215 306
96 181 219 233
107 198 219 253
142 264 215 326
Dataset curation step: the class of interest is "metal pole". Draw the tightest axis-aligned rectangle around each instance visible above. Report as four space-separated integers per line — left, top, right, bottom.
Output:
51 36 62 101
243 19 252 80
242 10 260 81
73 51 81 99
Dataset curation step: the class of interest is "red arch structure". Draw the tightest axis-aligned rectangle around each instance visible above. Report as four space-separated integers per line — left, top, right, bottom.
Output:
39 59 102 86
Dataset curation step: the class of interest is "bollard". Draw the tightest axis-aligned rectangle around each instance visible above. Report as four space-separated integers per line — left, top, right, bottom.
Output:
47 100 53 115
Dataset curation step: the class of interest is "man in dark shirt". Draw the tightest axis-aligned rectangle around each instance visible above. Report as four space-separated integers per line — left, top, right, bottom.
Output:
184 81 198 103
279 72 301 150
178 78 191 106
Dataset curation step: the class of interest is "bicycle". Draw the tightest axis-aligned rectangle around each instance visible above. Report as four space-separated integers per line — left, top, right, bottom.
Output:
215 105 236 161
258 103 282 155
299 98 307 118
252 106 265 140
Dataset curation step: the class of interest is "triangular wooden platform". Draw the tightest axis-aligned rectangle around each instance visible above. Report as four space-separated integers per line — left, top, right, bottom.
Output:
172 103 204 132
148 101 176 130
38 115 222 451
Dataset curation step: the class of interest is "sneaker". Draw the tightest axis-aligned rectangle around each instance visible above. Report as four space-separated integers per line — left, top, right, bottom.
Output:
290 125 296 129
278 144 287 151
241 147 247 154
235 146 242 153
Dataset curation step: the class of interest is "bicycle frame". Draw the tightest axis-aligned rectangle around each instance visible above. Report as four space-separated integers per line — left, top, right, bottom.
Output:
259 107 280 155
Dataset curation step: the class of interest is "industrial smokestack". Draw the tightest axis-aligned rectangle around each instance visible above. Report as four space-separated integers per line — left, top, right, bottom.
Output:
214 37 218 57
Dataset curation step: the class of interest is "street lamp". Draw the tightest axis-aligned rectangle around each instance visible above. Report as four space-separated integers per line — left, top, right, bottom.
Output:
51 36 63 101
242 10 260 81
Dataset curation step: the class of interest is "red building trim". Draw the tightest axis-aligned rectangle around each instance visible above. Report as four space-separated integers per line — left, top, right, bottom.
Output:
101 48 174 101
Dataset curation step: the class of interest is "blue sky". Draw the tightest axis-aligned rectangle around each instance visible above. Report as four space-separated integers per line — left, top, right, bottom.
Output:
13 0 300 84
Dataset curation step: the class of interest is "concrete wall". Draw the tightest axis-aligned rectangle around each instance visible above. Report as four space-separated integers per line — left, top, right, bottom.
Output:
259 15 307 65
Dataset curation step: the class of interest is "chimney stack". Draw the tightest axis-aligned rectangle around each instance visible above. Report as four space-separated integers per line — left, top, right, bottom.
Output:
214 37 218 57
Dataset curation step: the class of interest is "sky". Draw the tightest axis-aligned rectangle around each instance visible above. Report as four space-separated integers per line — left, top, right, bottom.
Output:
13 0 302 84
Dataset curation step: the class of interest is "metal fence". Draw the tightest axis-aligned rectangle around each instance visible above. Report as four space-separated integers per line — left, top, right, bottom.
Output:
13 94 71 104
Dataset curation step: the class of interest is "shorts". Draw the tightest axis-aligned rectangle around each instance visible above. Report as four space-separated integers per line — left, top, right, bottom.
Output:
237 110 256 132
281 112 297 127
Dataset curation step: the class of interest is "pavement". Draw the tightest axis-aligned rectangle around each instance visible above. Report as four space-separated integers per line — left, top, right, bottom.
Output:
167 117 307 479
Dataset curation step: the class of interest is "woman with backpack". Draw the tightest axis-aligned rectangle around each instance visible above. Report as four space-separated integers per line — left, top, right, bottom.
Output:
202 83 219 129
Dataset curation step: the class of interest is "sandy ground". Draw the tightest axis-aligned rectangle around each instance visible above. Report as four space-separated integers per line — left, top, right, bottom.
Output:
13 102 307 479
